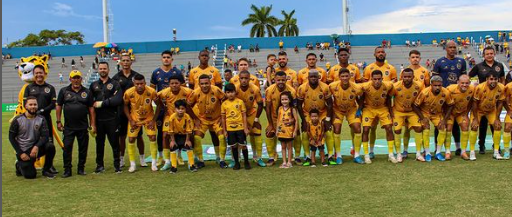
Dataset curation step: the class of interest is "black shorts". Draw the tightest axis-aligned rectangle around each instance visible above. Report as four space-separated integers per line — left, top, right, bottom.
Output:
119 115 143 137
227 130 246 146
310 145 325 152
171 134 192 151
278 138 294 143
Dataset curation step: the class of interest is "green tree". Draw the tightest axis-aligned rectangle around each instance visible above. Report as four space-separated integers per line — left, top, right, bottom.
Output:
278 10 299 37
8 30 85 47
241 5 279 38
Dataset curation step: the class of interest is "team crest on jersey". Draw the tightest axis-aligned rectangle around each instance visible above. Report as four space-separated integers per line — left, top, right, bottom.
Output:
365 117 369 122
381 93 386 98
349 95 354 100
457 63 462 70
81 92 87 98
319 94 323 99
413 92 418 97
164 122 169 127
495 66 501 72
466 96 471 101
394 122 398 126
145 98 150 104
34 124 40 131
44 87 50 93
420 75 424 79
130 128 135 133
385 71 389 76
249 96 254 101
211 97 216 102
397 87 402 92
107 83 113 90
440 100 444 105
235 104 239 109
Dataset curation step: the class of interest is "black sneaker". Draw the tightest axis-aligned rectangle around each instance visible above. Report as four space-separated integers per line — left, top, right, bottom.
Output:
244 161 252 170
42 171 55 179
233 163 241 170
49 166 59 174
15 163 22 177
77 169 86 176
266 159 275 167
294 158 302 165
189 165 198 172
170 167 178 174
321 162 328 167
455 148 461 156
479 145 486 154
197 161 206 169
219 161 227 169
114 167 122 174
94 166 105 174
62 170 72 178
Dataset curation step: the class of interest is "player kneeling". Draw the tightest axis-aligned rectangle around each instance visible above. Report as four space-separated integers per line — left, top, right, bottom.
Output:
303 109 326 167
168 100 197 173
222 84 251 170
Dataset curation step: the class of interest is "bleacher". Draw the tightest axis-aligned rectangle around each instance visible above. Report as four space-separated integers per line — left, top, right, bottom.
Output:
0 45 485 104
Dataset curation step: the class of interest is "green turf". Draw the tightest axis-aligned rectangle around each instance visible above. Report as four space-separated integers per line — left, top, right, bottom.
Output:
2 112 512 216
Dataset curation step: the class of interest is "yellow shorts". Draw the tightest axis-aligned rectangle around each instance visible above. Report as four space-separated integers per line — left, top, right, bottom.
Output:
470 110 498 127
196 118 223 136
247 112 262 135
447 113 469 126
393 110 420 131
162 115 171 132
127 120 157 138
333 108 361 125
423 112 443 127
362 107 392 127
505 112 512 124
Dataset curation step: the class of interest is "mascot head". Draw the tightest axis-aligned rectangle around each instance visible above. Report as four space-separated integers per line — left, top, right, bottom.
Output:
18 55 49 83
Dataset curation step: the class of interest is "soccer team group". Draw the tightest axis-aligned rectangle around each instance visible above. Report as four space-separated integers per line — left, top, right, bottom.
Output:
11 40 512 179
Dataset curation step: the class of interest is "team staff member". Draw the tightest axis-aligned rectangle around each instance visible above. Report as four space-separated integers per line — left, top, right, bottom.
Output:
297 53 327 85
90 62 122 173
10 96 55 179
123 74 160 172
297 70 334 164
23 65 58 174
363 46 397 158
328 68 364 164
155 75 191 170
150 50 185 168
265 71 296 166
56 70 95 178
413 76 454 162
112 54 146 167
468 47 506 154
432 40 466 155
446 75 474 160
187 74 226 168
276 51 299 89
327 48 361 84
390 68 424 162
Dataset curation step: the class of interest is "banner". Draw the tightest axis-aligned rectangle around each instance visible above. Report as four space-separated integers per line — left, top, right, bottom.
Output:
2 103 17 112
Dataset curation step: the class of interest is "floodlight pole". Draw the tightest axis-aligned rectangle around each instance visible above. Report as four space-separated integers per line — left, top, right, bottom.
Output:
342 0 349 34
102 0 110 43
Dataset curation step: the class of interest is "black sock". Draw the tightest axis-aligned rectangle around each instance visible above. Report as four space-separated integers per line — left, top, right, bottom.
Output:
233 147 239 163
242 148 249 162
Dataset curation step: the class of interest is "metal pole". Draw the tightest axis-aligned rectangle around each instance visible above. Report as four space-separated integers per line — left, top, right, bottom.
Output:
342 0 348 34
102 0 110 43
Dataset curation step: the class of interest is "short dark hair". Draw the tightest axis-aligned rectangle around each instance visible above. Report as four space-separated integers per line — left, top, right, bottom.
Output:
483 46 495 54
174 99 187 108
402 68 414 74
224 69 232 73
33 65 45 72
339 68 350 75
409 50 421 56
374 46 384 52
199 50 209 55
224 83 236 92
309 108 320 115
486 71 498 79
169 74 182 81
267 54 276 60
239 70 250 76
133 74 145 81
24 96 37 105
337 48 350 53
161 50 173 56
98 61 109 67
306 53 317 59
371 70 383 77
198 74 210 81
275 71 287 77
278 51 287 56
238 58 249 64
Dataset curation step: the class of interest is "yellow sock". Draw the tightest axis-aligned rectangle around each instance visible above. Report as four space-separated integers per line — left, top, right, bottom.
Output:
218 135 226 160
194 135 204 161
414 131 423 152
504 132 511 149
469 130 478 151
370 129 376 150
266 137 276 159
445 132 452 152
163 148 170 161
293 134 302 158
149 141 157 160
170 151 177 168
493 130 501 151
334 133 341 156
403 128 410 152
353 133 362 155
423 129 431 151
187 150 195 166
254 135 263 158
302 133 310 158
387 140 395 154
395 133 402 153
250 136 256 157
437 130 447 152
461 131 469 151
325 130 334 157
362 142 369 155
128 141 137 162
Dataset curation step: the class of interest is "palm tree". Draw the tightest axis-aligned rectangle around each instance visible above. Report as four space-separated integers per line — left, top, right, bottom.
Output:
241 5 279 38
278 10 299 37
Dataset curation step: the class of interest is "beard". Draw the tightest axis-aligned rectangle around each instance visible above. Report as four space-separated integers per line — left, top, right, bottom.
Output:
279 62 287 68
376 56 385 63
27 108 37 115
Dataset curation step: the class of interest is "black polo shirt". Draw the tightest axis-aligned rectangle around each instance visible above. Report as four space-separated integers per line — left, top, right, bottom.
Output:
23 82 56 117
112 70 141 92
90 77 122 122
57 85 93 130
468 61 505 83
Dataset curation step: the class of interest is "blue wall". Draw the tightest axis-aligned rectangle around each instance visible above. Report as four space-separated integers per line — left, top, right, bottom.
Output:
2 30 507 58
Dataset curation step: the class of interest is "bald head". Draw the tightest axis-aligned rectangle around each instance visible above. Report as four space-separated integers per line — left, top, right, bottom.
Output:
457 74 470 92
446 40 457 58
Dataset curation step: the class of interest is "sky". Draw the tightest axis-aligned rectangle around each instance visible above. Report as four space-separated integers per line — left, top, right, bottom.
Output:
2 0 511 45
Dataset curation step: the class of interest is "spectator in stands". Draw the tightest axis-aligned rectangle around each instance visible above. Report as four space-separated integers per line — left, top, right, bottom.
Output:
294 45 299 53
250 44 254 52
223 55 228 68
252 59 258 67
48 52 52 60
316 43 321 50
187 61 192 71
59 72 63 84
320 42 325 50
382 39 387 48
426 59 431 69
319 53 324 61
61 58 67 68
71 59 76 70
255 44 260 52
417 40 421 46
237 44 242 53
80 56 85 68
405 40 410 47
432 39 438 47
279 40 284 51
15 61 19 70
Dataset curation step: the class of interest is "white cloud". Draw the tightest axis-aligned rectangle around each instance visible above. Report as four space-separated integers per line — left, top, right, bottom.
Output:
44 2 100 20
303 0 512 35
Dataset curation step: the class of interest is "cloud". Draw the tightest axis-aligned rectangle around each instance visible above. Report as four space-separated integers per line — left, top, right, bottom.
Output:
303 0 512 35
44 2 101 20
